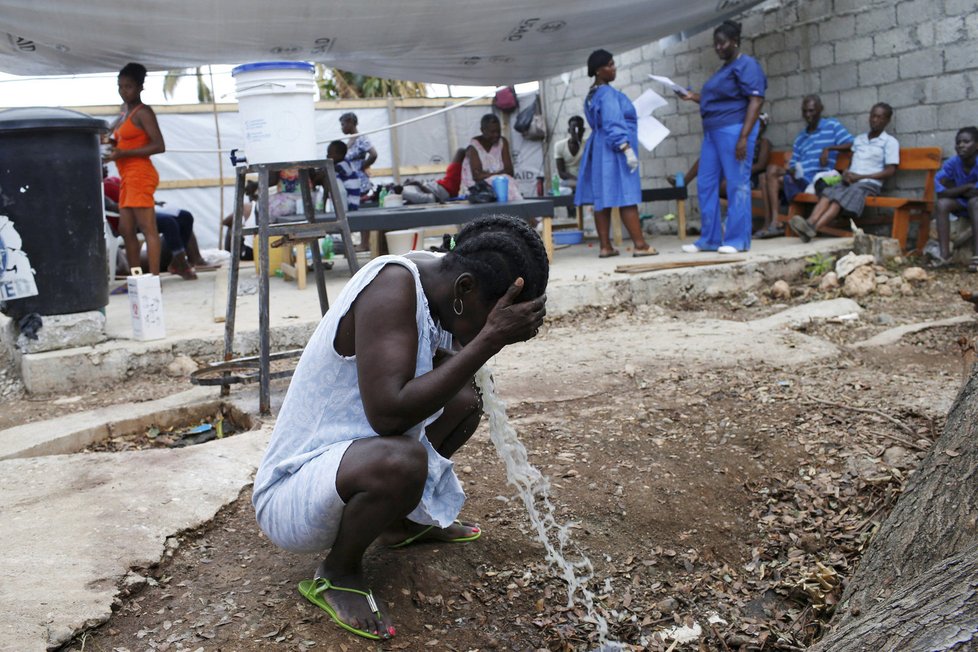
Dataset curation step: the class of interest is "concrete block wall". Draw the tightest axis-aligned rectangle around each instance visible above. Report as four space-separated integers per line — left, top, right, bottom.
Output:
544 0 978 214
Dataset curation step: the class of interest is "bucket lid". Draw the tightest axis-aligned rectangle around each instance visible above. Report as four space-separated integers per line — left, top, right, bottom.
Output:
0 107 107 133
232 61 315 76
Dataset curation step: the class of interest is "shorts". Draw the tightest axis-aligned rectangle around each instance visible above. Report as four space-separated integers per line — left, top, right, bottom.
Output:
253 440 354 553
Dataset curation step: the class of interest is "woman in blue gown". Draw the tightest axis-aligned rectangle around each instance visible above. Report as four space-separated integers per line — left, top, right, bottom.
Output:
575 49 656 258
680 20 766 254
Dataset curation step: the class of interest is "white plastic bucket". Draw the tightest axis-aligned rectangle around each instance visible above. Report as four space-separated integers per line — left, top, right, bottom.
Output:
385 229 421 255
232 62 318 164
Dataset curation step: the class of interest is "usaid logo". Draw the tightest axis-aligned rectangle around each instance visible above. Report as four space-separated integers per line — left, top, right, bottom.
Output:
9 35 35 52
537 21 566 34
505 18 540 42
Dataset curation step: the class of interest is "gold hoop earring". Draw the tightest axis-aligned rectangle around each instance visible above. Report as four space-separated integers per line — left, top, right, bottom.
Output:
453 297 464 316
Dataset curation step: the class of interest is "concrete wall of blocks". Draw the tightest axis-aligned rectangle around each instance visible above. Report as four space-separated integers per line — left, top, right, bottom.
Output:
543 0 978 219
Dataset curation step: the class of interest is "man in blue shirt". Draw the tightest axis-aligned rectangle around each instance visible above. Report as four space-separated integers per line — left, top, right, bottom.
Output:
757 95 853 238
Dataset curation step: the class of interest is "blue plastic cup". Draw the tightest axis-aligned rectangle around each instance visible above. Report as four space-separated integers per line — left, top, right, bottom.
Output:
491 176 509 204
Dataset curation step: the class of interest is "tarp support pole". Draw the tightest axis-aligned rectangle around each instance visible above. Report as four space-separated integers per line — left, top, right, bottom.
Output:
209 65 226 249
446 100 459 157
387 97 401 184
539 79 553 189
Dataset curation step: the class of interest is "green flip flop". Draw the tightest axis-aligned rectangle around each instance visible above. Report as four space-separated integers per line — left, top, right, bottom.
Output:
297 577 387 640
388 520 482 549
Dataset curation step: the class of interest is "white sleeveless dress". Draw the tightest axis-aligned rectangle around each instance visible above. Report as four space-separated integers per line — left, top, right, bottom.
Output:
252 253 465 553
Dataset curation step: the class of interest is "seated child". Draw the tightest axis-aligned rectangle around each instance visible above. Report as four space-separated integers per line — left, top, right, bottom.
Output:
789 103 899 242
268 168 302 219
930 126 978 271
325 140 362 213
222 179 259 260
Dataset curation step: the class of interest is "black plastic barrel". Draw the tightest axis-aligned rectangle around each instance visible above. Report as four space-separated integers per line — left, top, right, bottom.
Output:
0 107 108 319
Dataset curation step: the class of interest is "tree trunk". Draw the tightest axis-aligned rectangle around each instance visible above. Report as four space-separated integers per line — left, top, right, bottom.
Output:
811 365 978 651
811 548 978 651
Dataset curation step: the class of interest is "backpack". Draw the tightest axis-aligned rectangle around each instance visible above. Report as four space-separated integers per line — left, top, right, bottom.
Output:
514 94 546 141
492 86 518 113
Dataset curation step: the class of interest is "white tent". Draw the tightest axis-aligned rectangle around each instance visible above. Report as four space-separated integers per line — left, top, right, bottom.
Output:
1 0 761 81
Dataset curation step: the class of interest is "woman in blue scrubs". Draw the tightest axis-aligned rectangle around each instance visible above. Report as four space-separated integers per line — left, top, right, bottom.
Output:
680 20 766 254
575 49 657 258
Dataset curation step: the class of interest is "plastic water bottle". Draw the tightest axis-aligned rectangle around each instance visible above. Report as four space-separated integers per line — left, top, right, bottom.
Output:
675 172 685 188
320 236 334 261
551 174 561 196
378 187 388 207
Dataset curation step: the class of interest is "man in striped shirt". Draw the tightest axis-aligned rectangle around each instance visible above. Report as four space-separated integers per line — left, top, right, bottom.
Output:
757 95 853 238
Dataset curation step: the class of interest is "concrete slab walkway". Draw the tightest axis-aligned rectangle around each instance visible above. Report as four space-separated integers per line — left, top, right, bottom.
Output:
0 426 272 652
3 234 848 394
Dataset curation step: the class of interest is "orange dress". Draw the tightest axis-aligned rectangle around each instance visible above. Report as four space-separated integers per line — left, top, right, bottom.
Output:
113 105 159 208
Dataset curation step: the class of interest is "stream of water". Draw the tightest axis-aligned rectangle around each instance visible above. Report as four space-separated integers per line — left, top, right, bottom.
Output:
474 366 622 650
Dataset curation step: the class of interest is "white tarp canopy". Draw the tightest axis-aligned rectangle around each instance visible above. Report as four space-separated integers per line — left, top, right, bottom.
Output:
1 0 761 82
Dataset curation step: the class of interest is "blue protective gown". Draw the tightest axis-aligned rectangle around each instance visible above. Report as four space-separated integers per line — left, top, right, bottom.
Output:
575 85 641 211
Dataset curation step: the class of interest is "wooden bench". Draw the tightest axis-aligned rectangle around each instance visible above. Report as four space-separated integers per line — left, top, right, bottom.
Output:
773 147 941 252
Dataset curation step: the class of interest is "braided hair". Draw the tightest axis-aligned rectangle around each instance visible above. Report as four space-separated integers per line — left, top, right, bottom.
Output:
442 215 549 302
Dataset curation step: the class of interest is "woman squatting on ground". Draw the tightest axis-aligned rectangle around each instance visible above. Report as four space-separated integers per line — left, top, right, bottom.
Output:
251 216 549 641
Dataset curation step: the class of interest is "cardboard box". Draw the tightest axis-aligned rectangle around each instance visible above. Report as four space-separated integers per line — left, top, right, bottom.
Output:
127 269 165 341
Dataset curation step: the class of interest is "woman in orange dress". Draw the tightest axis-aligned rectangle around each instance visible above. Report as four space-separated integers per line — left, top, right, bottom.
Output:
104 62 167 276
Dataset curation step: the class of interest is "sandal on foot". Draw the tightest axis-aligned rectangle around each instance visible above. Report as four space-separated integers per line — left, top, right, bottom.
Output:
298 578 390 640
926 255 954 270
755 223 784 239
388 520 482 549
168 263 198 280
633 246 659 257
598 249 620 258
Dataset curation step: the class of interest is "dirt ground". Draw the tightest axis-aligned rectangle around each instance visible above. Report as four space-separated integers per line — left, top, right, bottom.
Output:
9 265 977 651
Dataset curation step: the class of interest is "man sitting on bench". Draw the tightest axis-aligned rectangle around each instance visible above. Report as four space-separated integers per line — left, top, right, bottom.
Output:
789 103 898 242
757 95 852 238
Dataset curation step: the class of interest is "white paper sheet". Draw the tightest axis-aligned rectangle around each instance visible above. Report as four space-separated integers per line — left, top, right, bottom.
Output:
637 116 670 152
648 74 690 97
632 88 668 117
